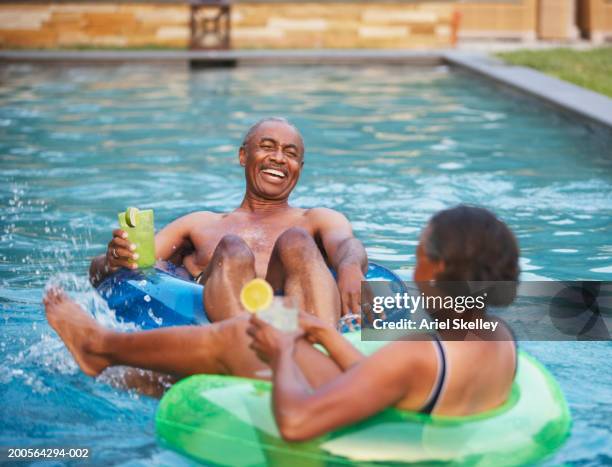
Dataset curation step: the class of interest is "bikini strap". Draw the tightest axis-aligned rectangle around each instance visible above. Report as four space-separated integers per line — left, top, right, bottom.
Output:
508 322 519 379
420 335 447 415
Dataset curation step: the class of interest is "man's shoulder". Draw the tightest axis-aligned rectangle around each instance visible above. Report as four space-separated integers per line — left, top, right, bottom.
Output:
304 207 350 227
304 207 345 219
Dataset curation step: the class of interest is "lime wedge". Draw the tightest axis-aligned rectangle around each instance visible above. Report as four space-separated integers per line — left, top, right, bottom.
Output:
126 207 139 228
240 278 273 313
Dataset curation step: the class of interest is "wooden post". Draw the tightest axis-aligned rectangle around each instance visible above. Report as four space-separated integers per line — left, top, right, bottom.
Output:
189 0 231 50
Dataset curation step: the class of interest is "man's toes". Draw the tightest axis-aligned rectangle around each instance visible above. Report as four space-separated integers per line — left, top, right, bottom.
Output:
46 286 64 304
55 288 68 302
43 290 56 306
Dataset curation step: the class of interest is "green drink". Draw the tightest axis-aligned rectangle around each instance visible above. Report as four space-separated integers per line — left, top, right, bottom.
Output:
118 207 156 269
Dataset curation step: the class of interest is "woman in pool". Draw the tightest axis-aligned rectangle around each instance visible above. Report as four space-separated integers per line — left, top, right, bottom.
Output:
246 204 520 440
43 205 519 422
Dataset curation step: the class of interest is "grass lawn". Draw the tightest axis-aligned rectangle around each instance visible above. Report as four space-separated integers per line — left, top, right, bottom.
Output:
496 47 612 98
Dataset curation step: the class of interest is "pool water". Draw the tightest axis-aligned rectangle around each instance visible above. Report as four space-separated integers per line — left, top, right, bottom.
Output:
1 64 611 466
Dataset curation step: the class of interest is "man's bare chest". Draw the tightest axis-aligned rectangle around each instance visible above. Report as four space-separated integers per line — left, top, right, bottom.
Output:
191 212 312 260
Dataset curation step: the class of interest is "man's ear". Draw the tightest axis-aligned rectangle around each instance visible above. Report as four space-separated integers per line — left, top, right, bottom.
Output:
239 146 246 167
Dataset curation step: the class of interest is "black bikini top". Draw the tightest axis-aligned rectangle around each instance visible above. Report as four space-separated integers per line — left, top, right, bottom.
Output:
420 326 518 415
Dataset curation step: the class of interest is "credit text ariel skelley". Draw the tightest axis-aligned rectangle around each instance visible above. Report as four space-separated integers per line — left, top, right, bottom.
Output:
370 317 499 332
369 290 497 332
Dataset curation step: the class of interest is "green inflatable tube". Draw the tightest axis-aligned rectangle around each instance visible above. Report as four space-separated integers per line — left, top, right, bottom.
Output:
156 334 571 466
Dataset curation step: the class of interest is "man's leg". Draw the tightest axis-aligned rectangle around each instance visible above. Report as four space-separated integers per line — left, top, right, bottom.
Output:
43 288 263 378
266 227 341 325
201 235 256 323
44 289 342 385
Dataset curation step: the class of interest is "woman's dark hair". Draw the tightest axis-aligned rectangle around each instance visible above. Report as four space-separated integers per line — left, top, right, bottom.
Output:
423 205 520 306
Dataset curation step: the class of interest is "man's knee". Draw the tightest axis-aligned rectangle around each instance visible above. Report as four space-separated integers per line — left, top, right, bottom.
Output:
214 235 254 267
275 227 319 263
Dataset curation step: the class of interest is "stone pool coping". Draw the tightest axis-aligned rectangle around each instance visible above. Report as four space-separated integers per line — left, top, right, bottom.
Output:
443 51 612 130
1 49 611 130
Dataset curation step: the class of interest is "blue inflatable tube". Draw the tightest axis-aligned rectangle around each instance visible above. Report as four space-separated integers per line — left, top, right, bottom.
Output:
96 263 403 329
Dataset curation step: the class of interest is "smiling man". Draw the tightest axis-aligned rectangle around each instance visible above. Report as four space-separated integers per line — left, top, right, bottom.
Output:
89 117 367 324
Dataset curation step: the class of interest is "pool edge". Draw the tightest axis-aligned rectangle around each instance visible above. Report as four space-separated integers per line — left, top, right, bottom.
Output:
0 49 442 67
442 50 612 131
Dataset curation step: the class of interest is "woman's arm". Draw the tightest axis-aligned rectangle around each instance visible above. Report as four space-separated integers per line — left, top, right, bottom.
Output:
247 314 422 442
300 312 364 370
272 342 416 441
316 326 365 370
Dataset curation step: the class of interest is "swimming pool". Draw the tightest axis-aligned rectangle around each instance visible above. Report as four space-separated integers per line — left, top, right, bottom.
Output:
0 63 610 465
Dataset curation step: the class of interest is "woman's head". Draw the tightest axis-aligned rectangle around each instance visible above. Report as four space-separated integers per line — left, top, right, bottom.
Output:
414 205 520 306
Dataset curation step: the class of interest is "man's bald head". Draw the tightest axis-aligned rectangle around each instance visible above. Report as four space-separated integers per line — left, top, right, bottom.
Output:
241 117 304 152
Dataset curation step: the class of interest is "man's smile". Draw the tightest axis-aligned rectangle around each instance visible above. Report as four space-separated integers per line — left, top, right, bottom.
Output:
261 167 287 181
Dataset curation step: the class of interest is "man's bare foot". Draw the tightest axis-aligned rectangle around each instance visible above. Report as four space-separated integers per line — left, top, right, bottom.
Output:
43 287 111 377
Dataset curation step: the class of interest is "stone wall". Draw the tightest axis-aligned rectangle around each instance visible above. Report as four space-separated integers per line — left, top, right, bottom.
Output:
231 3 457 49
538 0 578 40
0 1 601 49
457 0 537 41
0 2 459 49
0 3 190 48
578 0 612 43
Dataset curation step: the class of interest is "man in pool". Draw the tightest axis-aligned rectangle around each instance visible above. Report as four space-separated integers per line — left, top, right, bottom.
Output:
88 117 367 325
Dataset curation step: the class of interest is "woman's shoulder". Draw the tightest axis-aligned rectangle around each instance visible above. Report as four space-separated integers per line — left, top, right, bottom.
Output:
369 337 441 370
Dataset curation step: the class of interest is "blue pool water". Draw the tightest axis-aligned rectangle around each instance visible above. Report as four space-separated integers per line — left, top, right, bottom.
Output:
1 63 611 465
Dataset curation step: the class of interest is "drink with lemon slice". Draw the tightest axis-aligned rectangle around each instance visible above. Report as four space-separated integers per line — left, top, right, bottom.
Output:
118 207 156 269
240 278 298 331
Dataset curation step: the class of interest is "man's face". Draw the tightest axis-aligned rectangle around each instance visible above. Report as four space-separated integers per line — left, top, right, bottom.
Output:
240 121 304 201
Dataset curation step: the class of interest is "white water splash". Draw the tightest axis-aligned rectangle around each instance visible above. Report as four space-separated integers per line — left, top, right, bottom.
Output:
44 272 139 332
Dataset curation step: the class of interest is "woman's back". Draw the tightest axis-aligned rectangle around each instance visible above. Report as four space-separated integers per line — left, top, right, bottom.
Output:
393 325 517 416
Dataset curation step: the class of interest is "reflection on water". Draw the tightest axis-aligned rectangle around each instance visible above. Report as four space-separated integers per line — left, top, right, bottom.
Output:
1 64 611 465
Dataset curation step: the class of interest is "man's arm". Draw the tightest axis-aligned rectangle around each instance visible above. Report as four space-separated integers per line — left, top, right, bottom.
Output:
154 212 215 262
89 212 213 287
308 208 367 315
